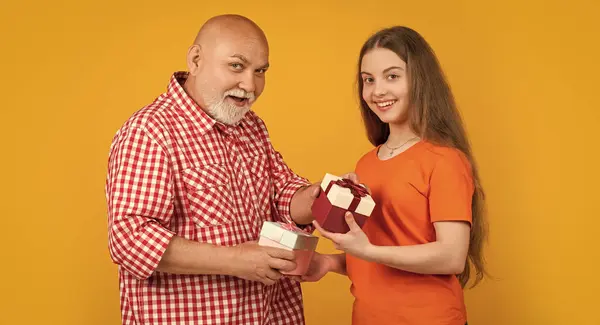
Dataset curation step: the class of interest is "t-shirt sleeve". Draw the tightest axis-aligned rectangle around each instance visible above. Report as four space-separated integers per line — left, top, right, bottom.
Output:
429 149 474 225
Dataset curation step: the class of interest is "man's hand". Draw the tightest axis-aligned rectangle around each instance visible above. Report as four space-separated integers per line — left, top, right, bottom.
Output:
290 183 321 225
229 241 297 285
290 172 362 225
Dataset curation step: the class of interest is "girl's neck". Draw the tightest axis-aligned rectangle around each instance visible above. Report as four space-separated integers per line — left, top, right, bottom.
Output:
387 121 419 145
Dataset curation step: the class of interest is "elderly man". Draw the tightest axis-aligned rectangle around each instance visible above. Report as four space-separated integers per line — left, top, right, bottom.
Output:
105 14 322 325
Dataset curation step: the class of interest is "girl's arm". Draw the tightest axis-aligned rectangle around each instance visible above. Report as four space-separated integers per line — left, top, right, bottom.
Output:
324 252 347 275
314 213 470 275
363 221 470 274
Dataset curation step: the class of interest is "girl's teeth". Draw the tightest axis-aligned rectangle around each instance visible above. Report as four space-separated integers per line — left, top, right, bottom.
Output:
377 101 395 107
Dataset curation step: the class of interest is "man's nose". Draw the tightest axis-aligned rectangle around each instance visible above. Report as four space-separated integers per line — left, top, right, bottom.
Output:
238 71 256 93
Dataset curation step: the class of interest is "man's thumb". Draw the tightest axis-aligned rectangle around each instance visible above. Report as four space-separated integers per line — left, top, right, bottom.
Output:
311 184 321 197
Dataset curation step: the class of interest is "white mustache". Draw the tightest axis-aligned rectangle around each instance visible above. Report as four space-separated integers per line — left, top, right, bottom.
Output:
224 89 255 101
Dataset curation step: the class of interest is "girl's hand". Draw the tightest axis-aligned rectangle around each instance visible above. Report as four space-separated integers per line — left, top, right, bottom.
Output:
299 252 333 282
313 212 374 260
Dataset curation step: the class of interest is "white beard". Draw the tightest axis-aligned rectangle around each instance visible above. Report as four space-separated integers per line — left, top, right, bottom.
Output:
205 89 255 126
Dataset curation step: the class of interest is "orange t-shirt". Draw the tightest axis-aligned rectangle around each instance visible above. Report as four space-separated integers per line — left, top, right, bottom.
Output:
347 140 474 325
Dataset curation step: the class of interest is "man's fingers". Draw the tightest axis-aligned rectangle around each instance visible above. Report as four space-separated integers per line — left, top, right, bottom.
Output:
309 183 321 198
265 268 283 282
261 277 276 286
266 247 295 261
268 258 297 272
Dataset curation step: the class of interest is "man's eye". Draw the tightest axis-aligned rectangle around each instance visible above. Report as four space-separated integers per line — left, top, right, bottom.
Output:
231 63 243 70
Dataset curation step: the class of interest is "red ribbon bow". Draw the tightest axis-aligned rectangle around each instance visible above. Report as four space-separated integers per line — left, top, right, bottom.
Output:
324 178 369 213
332 179 368 198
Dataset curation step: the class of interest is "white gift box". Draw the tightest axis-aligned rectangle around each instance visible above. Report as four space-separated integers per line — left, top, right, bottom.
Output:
258 221 319 275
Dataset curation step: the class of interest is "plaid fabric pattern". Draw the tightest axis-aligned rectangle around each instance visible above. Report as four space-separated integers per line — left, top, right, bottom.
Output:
105 72 311 325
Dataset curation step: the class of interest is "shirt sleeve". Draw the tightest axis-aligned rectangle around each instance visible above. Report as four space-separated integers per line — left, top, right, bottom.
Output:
268 145 311 222
105 126 175 280
255 118 313 232
428 149 475 225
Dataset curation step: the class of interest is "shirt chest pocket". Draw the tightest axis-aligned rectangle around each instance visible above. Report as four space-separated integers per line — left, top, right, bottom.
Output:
246 154 272 218
181 164 236 228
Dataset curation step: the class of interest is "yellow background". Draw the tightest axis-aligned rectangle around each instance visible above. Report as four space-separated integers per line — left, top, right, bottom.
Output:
1 0 599 324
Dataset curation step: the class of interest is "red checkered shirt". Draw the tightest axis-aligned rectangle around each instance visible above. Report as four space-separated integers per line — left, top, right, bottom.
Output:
105 72 311 325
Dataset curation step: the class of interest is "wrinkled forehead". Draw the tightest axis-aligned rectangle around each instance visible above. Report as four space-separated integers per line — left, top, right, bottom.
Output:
210 31 269 65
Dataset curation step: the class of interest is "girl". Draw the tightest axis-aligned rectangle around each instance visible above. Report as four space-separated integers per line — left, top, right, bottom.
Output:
305 26 488 325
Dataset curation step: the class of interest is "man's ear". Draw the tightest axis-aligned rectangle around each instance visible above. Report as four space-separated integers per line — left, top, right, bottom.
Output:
186 44 202 75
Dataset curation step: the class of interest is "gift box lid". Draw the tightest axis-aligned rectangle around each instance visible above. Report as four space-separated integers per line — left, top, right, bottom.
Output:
259 221 319 250
319 173 376 216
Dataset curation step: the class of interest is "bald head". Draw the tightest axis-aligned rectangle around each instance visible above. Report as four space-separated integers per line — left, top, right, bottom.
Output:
193 14 268 48
183 14 270 125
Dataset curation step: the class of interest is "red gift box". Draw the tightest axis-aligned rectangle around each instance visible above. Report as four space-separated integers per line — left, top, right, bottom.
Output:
311 173 375 233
